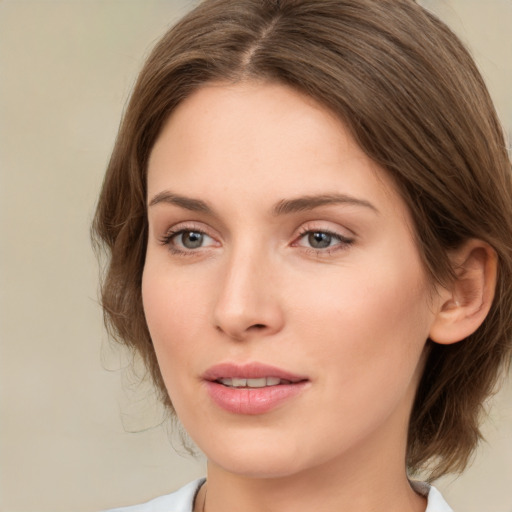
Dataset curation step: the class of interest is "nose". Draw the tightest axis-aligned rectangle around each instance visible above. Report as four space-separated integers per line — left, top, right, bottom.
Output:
212 247 285 341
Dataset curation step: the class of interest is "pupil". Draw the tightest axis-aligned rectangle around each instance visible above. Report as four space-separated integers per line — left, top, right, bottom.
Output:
183 231 203 249
308 232 331 249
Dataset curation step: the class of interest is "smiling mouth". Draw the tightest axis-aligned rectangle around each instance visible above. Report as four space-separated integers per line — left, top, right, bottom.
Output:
217 377 294 388
205 364 309 414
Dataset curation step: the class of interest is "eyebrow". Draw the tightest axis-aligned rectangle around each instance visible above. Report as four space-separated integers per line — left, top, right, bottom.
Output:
148 191 378 215
272 194 378 216
149 191 213 213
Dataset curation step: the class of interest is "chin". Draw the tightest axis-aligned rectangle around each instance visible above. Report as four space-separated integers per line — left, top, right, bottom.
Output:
195 429 310 478
210 452 307 479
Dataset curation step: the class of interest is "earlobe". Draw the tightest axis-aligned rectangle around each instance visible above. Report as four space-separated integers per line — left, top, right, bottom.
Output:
429 239 498 345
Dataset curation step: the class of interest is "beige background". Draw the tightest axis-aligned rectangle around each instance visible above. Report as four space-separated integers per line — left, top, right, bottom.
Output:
0 1 510 511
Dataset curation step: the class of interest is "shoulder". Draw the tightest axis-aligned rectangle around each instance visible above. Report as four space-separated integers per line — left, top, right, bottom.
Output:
103 478 206 512
410 481 454 512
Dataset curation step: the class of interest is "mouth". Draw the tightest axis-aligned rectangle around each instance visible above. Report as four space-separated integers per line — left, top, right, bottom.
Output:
203 362 308 385
203 363 309 415
217 377 295 388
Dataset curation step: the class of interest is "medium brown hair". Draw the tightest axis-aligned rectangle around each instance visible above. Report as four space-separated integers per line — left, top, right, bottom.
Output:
92 0 512 479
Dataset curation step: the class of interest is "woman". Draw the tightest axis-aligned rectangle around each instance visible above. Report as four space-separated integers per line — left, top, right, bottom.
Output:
93 0 512 510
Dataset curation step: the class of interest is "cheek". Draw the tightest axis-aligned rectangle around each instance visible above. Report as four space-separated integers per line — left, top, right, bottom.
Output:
141 263 210 389
285 259 433 455
294 246 433 394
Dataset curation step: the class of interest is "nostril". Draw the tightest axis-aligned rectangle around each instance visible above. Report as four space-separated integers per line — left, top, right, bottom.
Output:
251 324 266 330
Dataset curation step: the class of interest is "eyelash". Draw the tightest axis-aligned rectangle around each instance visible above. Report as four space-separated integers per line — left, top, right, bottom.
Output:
158 224 215 256
158 225 355 256
293 227 354 256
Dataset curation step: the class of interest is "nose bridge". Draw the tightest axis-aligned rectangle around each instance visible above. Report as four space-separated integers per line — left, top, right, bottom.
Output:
213 239 283 340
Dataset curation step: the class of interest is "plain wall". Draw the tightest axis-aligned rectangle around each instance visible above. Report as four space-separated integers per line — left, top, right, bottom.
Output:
0 1 510 511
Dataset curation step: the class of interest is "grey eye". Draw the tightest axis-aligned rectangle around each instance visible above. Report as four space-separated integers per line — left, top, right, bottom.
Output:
180 231 204 249
308 232 333 249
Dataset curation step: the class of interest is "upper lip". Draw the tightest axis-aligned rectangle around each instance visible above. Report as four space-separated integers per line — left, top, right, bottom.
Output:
202 362 308 383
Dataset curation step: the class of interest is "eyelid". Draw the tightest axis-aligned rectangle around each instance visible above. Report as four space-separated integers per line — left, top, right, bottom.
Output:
294 230 353 246
158 221 221 251
293 220 355 240
291 222 356 253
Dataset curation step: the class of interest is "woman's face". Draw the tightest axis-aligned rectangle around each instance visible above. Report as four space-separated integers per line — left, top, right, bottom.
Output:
143 81 439 479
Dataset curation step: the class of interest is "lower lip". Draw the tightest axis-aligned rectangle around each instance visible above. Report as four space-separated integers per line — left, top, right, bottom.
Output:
205 381 308 415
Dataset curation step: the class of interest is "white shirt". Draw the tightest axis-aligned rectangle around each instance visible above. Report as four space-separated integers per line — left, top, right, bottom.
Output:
105 478 454 512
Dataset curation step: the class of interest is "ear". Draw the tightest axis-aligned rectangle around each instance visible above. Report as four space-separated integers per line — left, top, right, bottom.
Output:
429 239 497 345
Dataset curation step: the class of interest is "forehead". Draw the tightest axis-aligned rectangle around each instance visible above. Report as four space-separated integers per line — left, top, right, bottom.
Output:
147 80 404 220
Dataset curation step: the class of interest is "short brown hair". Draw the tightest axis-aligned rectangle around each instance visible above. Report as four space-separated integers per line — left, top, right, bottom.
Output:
92 0 512 479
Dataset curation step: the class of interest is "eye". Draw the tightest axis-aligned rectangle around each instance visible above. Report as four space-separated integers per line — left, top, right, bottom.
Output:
159 227 218 254
306 231 336 249
294 229 354 252
175 230 209 249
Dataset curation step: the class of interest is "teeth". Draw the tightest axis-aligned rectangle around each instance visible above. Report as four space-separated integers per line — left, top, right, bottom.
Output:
218 377 285 388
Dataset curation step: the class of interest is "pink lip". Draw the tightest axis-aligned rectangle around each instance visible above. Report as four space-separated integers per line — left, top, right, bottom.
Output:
203 362 309 415
202 362 307 382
